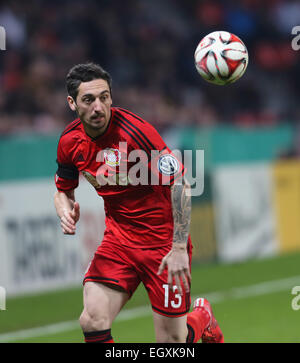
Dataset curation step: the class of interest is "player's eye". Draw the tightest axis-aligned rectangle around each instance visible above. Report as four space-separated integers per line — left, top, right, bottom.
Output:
100 94 109 102
83 98 93 104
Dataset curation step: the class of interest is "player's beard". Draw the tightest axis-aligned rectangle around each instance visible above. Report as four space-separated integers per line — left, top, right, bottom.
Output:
77 107 111 136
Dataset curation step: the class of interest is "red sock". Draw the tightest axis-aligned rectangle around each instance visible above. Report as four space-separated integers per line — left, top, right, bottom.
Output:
83 329 115 343
186 309 210 343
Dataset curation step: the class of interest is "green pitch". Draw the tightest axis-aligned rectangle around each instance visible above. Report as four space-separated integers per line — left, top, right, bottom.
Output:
1 252 300 343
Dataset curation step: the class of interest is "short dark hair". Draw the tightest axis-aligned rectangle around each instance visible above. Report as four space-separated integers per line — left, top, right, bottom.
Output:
66 62 112 101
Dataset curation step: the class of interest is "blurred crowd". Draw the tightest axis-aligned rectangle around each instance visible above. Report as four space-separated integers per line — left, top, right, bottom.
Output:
0 0 300 135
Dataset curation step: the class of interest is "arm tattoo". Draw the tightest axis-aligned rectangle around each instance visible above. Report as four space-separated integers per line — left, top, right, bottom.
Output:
171 178 191 245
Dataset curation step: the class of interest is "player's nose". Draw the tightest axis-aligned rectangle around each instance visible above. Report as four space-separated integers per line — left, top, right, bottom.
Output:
93 98 104 112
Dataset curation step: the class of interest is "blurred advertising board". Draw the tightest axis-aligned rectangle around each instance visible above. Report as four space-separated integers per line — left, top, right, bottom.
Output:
272 159 300 253
212 163 279 263
0 177 105 296
190 202 217 263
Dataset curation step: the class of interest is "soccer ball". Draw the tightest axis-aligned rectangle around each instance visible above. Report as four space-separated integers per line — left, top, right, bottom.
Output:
194 31 248 85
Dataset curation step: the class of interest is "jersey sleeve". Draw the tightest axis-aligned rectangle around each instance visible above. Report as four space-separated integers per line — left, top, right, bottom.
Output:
55 137 79 191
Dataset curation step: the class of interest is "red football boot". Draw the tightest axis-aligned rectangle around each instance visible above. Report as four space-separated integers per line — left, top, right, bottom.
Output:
193 298 224 343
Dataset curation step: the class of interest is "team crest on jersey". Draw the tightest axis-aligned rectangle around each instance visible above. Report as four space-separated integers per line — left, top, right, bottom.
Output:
103 148 121 167
157 154 179 176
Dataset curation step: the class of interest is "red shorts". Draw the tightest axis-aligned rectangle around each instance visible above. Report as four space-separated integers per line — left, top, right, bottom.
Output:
84 234 193 317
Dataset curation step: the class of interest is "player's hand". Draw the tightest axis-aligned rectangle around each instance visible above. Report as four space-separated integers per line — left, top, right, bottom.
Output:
157 245 191 296
60 202 80 235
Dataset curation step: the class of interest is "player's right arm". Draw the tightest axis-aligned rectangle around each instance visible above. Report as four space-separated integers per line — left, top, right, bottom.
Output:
54 189 80 235
55 131 80 235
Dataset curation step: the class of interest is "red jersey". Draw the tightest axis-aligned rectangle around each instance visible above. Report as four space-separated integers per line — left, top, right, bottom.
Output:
55 107 185 248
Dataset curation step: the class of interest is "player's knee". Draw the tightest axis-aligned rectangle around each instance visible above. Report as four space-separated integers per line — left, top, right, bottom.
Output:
79 309 110 331
156 329 186 343
156 333 183 343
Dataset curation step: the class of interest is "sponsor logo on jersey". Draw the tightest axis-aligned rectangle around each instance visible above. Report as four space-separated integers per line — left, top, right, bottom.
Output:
157 154 179 176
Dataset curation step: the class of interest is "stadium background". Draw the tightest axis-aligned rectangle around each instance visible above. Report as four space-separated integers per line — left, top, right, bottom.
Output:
1 0 300 343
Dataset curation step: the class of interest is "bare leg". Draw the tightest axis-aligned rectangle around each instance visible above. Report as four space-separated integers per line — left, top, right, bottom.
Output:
79 281 129 332
152 311 188 343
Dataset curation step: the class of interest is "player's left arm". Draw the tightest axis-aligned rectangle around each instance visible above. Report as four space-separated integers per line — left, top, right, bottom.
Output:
158 177 192 295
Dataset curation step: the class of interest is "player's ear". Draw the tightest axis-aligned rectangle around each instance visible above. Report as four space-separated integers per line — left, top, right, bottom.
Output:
67 96 77 112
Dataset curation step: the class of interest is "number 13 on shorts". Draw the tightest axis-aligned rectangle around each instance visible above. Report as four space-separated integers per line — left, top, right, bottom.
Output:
162 284 182 308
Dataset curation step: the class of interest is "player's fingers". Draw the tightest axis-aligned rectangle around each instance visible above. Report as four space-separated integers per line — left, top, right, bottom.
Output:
61 223 75 234
73 202 80 220
168 271 173 290
180 270 190 293
61 217 76 235
63 230 75 235
70 202 80 221
174 273 183 295
157 258 166 275
61 215 75 230
74 201 80 212
63 213 76 226
158 251 172 275
61 224 75 235
186 267 192 285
